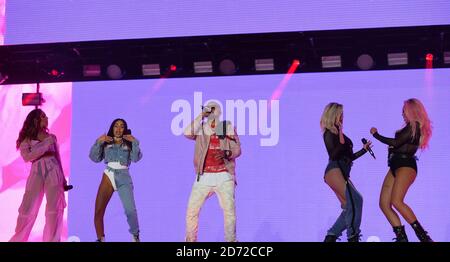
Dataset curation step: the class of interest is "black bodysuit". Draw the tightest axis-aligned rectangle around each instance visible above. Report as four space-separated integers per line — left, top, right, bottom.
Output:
373 123 420 175
323 129 367 163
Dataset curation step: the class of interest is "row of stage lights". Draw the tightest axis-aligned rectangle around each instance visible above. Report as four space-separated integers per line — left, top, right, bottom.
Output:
44 51 450 80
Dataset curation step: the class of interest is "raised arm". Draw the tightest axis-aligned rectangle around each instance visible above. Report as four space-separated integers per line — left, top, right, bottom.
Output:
89 134 112 162
184 113 205 140
89 140 105 163
130 139 143 162
372 125 412 148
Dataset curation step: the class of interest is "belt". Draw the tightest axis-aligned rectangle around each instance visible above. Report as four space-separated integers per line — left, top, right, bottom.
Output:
389 153 418 160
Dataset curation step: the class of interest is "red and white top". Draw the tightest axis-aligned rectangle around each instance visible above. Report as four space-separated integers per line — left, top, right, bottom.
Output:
203 134 227 173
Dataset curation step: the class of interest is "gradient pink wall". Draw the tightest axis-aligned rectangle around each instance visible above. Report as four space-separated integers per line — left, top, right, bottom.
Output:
0 0 72 241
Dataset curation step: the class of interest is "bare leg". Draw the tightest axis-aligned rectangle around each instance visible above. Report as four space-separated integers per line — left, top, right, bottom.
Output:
324 168 347 207
391 167 417 224
324 168 347 238
94 174 114 240
379 170 402 227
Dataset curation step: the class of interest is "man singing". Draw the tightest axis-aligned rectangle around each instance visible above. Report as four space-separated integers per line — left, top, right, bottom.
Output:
183 101 241 242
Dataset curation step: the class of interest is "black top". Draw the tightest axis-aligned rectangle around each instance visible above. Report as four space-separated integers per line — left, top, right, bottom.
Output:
323 129 367 162
373 123 420 156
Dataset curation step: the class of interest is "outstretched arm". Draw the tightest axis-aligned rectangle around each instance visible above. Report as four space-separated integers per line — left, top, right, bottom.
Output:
372 126 412 148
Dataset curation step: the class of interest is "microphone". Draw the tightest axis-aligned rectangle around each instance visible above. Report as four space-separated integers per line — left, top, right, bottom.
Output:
361 138 376 159
202 106 212 113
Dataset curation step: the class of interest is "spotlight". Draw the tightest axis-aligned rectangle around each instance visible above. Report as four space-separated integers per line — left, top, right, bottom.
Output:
255 59 274 71
387 52 408 66
194 61 213 73
425 53 434 69
0 72 9 84
106 64 124 79
142 64 160 76
321 55 341 68
169 64 177 72
287 59 301 73
356 54 374 70
83 65 101 77
46 68 64 78
219 59 236 75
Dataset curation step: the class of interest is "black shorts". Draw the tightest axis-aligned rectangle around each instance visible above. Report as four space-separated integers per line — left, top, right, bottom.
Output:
388 156 417 177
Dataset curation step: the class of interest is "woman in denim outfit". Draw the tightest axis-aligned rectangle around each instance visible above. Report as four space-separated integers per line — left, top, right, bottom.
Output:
321 103 372 242
371 98 433 242
89 118 143 242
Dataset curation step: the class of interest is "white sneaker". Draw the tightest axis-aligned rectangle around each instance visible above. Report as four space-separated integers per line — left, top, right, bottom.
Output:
96 236 105 242
132 234 140 242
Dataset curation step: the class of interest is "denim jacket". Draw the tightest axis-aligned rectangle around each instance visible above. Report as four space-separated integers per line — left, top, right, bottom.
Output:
89 139 143 166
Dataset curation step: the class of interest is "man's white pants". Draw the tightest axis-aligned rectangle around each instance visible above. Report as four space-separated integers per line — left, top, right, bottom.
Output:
185 172 236 242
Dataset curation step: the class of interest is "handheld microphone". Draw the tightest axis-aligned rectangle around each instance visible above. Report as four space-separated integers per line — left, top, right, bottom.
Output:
202 106 213 114
361 138 376 159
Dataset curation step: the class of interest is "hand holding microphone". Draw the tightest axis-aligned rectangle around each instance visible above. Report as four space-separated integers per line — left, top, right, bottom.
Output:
201 106 216 118
201 106 211 118
361 138 376 159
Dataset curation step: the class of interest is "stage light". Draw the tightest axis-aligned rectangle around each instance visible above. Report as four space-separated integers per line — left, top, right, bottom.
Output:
169 64 177 72
50 69 59 76
0 72 9 84
83 65 101 77
444 51 450 64
255 59 274 71
356 54 374 70
194 61 213 73
142 64 160 76
292 59 300 66
22 93 44 106
46 67 64 78
287 59 301 74
106 64 124 79
387 52 408 66
219 59 236 75
425 53 434 69
321 55 341 68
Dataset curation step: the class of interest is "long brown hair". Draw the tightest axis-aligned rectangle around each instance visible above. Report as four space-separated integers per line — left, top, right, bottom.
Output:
106 118 132 150
16 109 48 149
